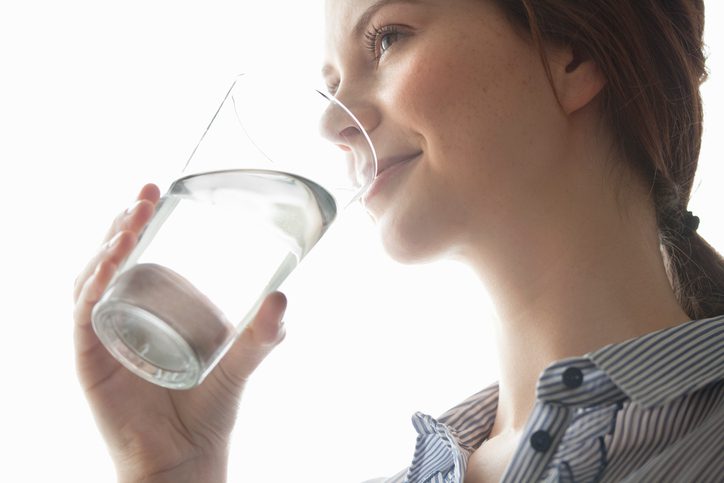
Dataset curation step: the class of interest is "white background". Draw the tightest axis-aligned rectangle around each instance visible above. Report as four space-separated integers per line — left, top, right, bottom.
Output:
0 2 721 482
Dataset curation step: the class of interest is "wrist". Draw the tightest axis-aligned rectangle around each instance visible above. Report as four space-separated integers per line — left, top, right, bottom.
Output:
117 451 228 483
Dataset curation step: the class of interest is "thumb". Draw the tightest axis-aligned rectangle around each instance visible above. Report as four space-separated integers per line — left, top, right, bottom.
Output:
210 291 287 390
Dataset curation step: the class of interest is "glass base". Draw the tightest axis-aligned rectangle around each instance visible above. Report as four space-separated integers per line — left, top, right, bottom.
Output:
92 301 202 390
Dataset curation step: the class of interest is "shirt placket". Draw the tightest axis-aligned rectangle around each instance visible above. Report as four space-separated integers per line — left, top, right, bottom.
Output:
501 401 573 482
501 358 624 482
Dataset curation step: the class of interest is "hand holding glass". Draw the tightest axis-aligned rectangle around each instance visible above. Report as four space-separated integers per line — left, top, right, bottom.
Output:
91 74 377 389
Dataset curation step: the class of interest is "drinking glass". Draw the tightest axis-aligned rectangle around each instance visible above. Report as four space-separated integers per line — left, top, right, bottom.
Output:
91 73 377 389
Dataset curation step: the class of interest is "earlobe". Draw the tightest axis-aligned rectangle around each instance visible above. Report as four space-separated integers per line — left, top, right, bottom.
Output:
555 46 606 115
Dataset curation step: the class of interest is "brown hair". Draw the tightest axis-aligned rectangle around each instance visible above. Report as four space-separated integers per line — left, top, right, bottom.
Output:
492 0 724 320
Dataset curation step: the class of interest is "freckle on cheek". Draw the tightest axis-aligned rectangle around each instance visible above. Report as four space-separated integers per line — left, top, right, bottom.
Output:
386 60 431 114
405 60 456 108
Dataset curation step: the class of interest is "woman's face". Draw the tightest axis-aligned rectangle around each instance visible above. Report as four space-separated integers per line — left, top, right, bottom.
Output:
323 0 570 263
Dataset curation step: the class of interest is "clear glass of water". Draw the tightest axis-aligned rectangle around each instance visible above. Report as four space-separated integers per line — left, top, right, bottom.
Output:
91 73 377 389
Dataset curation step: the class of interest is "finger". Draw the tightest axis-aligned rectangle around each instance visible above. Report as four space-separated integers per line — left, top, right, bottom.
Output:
100 194 158 247
73 230 137 303
73 183 159 303
74 259 119 354
244 291 288 347
73 186 157 301
209 292 288 390
138 183 162 203
74 259 128 381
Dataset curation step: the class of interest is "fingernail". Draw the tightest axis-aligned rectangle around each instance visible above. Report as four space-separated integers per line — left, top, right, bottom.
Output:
125 200 143 215
105 231 124 250
276 322 287 344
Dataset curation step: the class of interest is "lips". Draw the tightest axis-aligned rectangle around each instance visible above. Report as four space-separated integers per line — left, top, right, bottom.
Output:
376 151 423 176
363 151 422 204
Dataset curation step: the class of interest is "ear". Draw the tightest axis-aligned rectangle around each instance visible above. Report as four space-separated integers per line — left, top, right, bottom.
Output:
550 44 606 115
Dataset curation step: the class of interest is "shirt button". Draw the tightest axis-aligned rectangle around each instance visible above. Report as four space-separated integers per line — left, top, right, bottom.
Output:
530 430 552 452
562 366 584 388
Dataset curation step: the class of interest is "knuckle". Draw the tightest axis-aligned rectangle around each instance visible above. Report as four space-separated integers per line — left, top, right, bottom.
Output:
103 230 131 254
111 212 129 234
113 211 126 228
97 259 118 277
73 277 83 302
73 273 82 291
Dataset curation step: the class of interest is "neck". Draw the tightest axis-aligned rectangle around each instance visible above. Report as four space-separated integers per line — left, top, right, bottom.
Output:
457 154 690 435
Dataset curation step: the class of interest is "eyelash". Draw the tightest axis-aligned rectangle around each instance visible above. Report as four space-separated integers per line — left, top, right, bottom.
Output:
326 23 403 94
364 24 402 62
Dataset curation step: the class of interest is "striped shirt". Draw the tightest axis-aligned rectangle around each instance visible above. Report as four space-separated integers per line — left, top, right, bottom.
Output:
369 315 724 482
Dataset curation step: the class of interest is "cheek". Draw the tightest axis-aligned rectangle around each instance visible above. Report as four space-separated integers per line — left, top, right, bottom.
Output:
370 27 566 260
380 34 536 164
379 44 485 138
389 35 562 196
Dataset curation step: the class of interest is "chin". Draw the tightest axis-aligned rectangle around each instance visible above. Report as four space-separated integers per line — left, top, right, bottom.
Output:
376 212 447 265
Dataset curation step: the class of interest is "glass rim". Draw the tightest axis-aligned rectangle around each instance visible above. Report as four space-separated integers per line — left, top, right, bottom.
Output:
181 72 378 208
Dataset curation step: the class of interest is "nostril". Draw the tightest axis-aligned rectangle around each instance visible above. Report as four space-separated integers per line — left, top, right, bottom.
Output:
335 126 362 151
340 126 362 140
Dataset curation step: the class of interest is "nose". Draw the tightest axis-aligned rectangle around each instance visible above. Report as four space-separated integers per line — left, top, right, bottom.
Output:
318 95 379 189
319 101 378 146
318 76 381 143
319 109 362 147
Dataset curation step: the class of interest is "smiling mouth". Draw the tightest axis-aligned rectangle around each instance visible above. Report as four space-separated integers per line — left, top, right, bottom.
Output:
376 151 423 177
362 151 422 205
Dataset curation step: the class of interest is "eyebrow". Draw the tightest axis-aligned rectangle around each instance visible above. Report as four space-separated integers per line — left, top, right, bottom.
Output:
322 0 423 79
352 0 423 37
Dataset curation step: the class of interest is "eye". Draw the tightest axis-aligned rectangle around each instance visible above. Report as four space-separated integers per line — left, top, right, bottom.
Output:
380 30 400 54
365 25 403 62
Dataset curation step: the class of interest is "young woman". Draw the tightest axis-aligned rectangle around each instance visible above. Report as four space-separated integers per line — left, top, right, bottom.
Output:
73 1 724 481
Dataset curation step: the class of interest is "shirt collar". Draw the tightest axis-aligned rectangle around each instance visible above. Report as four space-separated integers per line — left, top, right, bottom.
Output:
587 314 724 409
436 383 499 452
404 385 499 481
405 315 724 481
440 315 724 436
